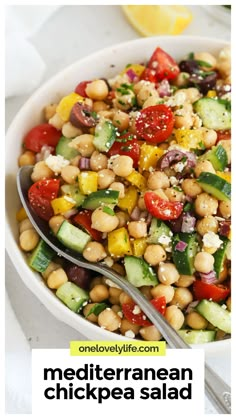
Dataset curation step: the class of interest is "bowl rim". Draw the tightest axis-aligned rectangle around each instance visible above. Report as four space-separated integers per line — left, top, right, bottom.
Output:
6 35 230 351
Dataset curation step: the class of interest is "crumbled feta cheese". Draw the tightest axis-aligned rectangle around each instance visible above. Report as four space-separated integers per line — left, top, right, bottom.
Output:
103 257 114 268
64 195 76 204
173 161 187 173
105 279 121 289
125 330 135 339
132 305 141 315
202 232 223 249
45 154 69 174
169 176 179 186
158 234 172 247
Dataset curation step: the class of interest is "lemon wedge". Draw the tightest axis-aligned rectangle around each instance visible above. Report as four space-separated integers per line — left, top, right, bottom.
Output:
122 5 192 37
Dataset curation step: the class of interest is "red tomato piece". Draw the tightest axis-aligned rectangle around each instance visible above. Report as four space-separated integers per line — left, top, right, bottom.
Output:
140 68 157 83
74 80 91 97
148 47 180 81
135 104 174 143
193 281 230 303
108 133 140 168
122 296 166 326
144 192 183 220
216 130 231 142
73 210 102 241
28 179 60 221
24 123 61 153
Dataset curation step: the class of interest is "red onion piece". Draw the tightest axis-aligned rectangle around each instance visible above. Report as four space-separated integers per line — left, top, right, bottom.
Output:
79 157 90 170
175 240 187 252
36 145 54 162
185 300 199 314
200 271 217 284
157 79 171 97
219 220 231 237
126 68 138 82
181 213 196 233
158 150 196 170
63 208 78 219
130 206 141 221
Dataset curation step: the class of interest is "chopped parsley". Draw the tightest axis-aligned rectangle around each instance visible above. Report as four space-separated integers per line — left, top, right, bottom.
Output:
86 303 108 317
102 206 115 216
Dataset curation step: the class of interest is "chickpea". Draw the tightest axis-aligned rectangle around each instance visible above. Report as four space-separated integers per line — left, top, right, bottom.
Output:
194 52 217 71
116 211 130 228
97 169 115 189
83 303 99 323
174 105 193 129
85 79 109 101
137 84 158 107
93 101 109 112
218 140 231 164
194 251 214 273
70 134 95 157
181 179 202 198
173 90 188 106
111 304 122 314
151 284 175 303
44 103 57 121
113 89 136 111
147 171 170 190
19 229 39 251
133 80 151 95
112 263 126 276
90 151 108 171
137 196 146 210
61 165 80 184
31 161 54 182
109 287 122 305
139 325 162 341
194 160 215 178
112 156 133 177
139 286 152 300
142 96 160 108
62 122 82 139
120 319 140 336
172 72 189 87
186 312 208 330
109 182 125 198
216 46 231 78
144 245 166 266
128 221 147 239
157 262 180 285
170 287 193 309
165 305 185 330
97 110 114 120
83 242 107 262
200 128 217 149
184 87 202 103
89 284 109 302
19 218 33 233
49 112 64 130
119 292 133 305
112 110 130 131
219 200 231 219
98 308 121 331
49 215 65 235
89 276 104 289
196 215 218 236
91 207 119 232
42 261 62 280
153 189 169 201
226 296 231 312
175 275 195 288
47 268 68 289
195 193 218 217
18 151 36 167
164 187 185 202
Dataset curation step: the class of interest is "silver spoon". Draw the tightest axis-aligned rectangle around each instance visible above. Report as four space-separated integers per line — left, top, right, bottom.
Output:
17 165 231 414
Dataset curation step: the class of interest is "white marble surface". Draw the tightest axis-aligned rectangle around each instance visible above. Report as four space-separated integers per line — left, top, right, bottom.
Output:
5 5 231 414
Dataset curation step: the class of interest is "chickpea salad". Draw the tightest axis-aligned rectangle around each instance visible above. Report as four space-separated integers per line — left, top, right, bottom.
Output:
17 46 231 343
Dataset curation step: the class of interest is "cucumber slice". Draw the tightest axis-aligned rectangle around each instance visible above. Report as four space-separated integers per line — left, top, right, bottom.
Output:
93 120 116 152
147 218 172 244
28 240 55 272
61 184 85 207
197 172 231 201
82 190 119 210
200 144 228 171
193 98 231 130
56 136 79 160
178 329 216 344
196 299 231 333
56 282 89 313
124 255 158 287
57 220 91 253
172 233 198 275
214 236 230 278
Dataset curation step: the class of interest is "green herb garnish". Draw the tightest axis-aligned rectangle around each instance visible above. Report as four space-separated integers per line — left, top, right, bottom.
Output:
102 206 115 216
86 303 108 317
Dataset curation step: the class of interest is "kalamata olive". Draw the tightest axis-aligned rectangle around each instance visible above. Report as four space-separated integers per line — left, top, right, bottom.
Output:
179 60 199 74
168 213 185 233
65 263 93 289
158 150 196 170
188 72 217 94
70 102 98 128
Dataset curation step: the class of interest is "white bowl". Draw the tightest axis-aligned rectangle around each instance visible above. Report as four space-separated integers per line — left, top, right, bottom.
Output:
6 36 230 354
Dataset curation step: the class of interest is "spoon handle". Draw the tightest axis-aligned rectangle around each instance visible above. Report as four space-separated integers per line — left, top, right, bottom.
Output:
205 364 231 414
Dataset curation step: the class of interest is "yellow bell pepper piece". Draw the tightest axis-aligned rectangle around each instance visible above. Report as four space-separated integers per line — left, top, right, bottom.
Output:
56 92 84 122
117 185 138 214
125 170 147 190
216 171 231 183
120 63 145 77
207 90 216 98
175 129 204 150
132 238 147 257
16 207 28 222
51 197 75 215
139 143 164 171
108 227 132 257
78 171 98 195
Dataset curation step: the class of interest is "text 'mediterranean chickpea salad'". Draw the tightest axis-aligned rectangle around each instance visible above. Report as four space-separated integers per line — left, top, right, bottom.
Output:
17 45 231 344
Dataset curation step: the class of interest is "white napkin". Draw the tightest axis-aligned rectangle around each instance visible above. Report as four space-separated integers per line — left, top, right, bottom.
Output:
5 5 59 98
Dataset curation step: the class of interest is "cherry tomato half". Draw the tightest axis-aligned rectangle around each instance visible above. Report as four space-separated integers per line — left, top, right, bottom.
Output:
74 80 91 97
135 104 174 143
24 123 61 153
73 210 102 241
140 68 157 84
148 47 180 81
122 296 166 326
108 133 140 168
193 281 230 303
144 192 183 220
28 179 60 221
